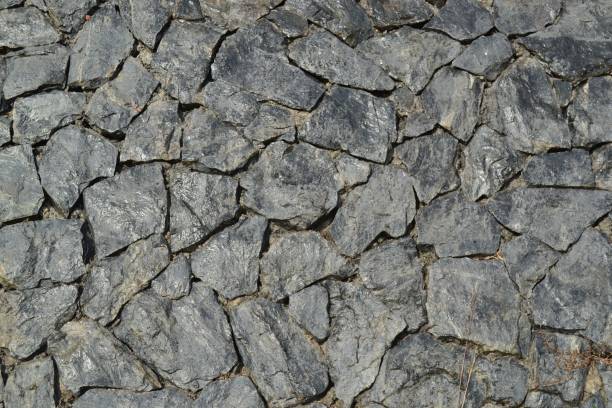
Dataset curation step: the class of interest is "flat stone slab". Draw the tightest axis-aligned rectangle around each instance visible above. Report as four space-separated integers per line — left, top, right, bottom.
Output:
288 285 330 341
0 145 44 223
425 0 493 41
0 7 60 49
360 0 433 28
3 358 56 408
523 150 594 187
493 0 561 35
452 33 514 80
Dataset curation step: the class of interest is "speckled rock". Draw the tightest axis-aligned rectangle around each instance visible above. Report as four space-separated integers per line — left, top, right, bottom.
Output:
592 144 612 191
151 254 191 300
452 33 513 80
0 145 44 223
3 358 55 408
74 388 192 408
425 0 493 41
493 0 561 35
0 7 60 49
360 0 433 28
569 76 612 147
288 285 329 341
523 150 594 187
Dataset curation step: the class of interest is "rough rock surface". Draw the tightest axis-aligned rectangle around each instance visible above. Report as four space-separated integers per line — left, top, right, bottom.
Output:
151 254 191 300
360 0 433 28
569 76 612 147
452 33 513 80
523 150 594 187
73 388 192 408
0 7 60 49
0 145 44 223
193 377 265 408
288 285 330 340
425 0 493 41
3 358 55 408
593 144 612 191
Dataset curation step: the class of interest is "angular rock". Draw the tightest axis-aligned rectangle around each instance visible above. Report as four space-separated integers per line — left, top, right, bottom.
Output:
523 150 594 187
120 99 181 162
230 298 329 406
240 142 341 227
172 0 204 19
3 358 55 408
38 126 117 213
49 319 160 393
0 116 9 146
68 5 134 88
151 254 191 300
487 188 612 251
533 229 611 345
395 130 459 203
416 191 501 257
244 102 296 143
288 285 330 341
0 145 44 223
168 167 239 251
260 231 349 301
0 285 77 359
83 163 167 258
30 0 97 33
357 27 462 92
553 79 573 107
117 0 172 48
74 388 192 408
452 33 513 80
427 258 520 352
81 234 169 325
212 21 324 110
198 80 259 126
593 144 612 191
0 7 60 49
393 87 437 140
266 8 309 38
193 377 265 408
425 0 493 41
475 357 529 406
300 86 395 163
334 153 370 188
151 20 224 104
182 109 256 172
191 216 267 299
493 0 561 35
569 76 612 147
114 283 237 391
199 0 282 30
523 391 567 408
360 0 433 28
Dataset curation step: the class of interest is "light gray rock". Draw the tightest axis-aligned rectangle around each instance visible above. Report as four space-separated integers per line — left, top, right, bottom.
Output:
266 8 309 38
38 126 117 213
569 76 612 147
191 215 267 299
240 142 341 227
74 388 192 408
452 33 513 80
49 319 160 393
330 165 416 256
3 358 55 408
0 145 44 223
487 188 612 251
288 285 329 341
172 0 204 19
193 376 265 408
475 357 529 406
260 231 349 301
230 298 329 407
199 0 282 30
553 79 573 107
30 0 96 33
523 150 594 187
427 258 520 352
360 0 433 28
81 234 169 325
117 0 172 48
425 0 493 41
334 153 370 188
393 86 437 140
151 254 191 300
357 26 462 92
198 80 259 126
523 391 568 408
493 0 561 35
167 167 239 251
244 102 295 143
83 163 167 258
0 116 9 146
114 283 237 391
0 7 60 49
592 144 612 191
0 0 21 9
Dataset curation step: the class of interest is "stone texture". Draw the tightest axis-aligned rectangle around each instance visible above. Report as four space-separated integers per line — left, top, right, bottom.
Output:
360 0 433 28
452 33 513 80
0 116 9 146
0 7 60 49
569 76 612 147
523 391 567 408
425 0 493 41
393 86 437 140
198 80 259 126
117 0 172 48
592 144 612 191
266 8 309 38
193 377 266 408
199 0 282 30
74 388 192 408
0 145 44 223
3 358 55 408
30 0 96 33
288 285 329 341
244 102 296 143
493 0 561 35
151 254 191 300
523 150 594 187
334 153 370 188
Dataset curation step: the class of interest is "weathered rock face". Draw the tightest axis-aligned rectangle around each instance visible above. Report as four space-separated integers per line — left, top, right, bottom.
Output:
569 76 612 147
360 0 433 28
151 254 191 300
116 0 172 48
0 7 60 49
592 144 612 191
425 0 493 41
74 388 192 408
3 358 55 408
200 0 282 30
452 33 514 80
493 0 561 35
288 285 330 340
0 145 44 223
197 80 259 126
193 377 266 408
30 0 96 33
523 150 594 187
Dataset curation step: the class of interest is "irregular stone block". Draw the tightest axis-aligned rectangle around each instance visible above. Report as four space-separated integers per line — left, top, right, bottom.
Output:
452 33 513 80
244 102 296 143
193 377 265 408
74 388 192 408
288 285 329 341
334 153 370 188
425 0 493 41
0 145 44 223
493 0 561 35
360 0 433 28
523 150 594 187
117 0 172 48
30 0 97 33
198 80 259 126
392 86 437 140
3 358 55 408
0 116 9 146
0 7 60 49
199 0 282 30
151 254 191 300
266 8 309 38
592 144 612 191
569 76 612 147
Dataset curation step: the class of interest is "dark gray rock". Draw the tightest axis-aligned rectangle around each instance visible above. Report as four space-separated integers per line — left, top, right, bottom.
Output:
523 391 568 408
167 167 239 251
427 258 520 352
0 145 44 223
29 0 96 33
452 33 513 80
266 8 309 38
484 58 571 153
334 153 370 188
300 86 395 163
49 319 160 393
151 254 191 300
244 102 296 143
117 0 172 48
172 0 204 19
288 285 329 341
114 283 237 391
67 5 134 88
81 234 169 325
261 231 349 301
3 358 55 408
212 21 324 110
0 219 84 289
553 79 572 107
0 116 9 146
357 26 462 92
592 144 612 191
83 163 167 258
0 7 60 49
288 30 394 91
151 20 225 104
475 357 529 406
493 0 560 35
395 129 459 203
194 377 265 408
425 0 493 41
240 142 341 227
191 215 267 299
330 165 416 256
460 126 523 201
360 0 433 28
230 298 329 407
393 87 437 140
199 0 282 30
416 191 501 257
38 126 117 214
569 76 612 147
523 150 594 187
487 188 612 251
198 80 259 126
74 388 192 408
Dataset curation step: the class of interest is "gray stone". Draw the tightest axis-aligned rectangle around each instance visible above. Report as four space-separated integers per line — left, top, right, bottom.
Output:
3 358 55 408
114 283 237 391
0 219 84 289
323 281 405 406
593 144 612 191
117 0 172 48
523 391 568 408
30 0 96 33
331 165 416 256
395 130 459 203
425 0 493 41
182 109 256 172
452 33 513 80
68 5 134 88
266 8 309 38
0 285 77 359
553 79 572 107
240 141 341 227
288 285 329 341
288 30 394 91
533 228 611 345
49 319 160 393
360 0 433 28
523 150 594 187
193 377 265 408
198 80 259 126
300 86 395 163
0 0 20 9
172 0 204 19
152 20 224 104
484 58 571 153
475 357 529 406
393 87 437 140
120 99 181 162
569 76 612 147
334 153 370 188
151 255 191 300
0 145 44 223
81 234 169 325
260 231 349 301
38 126 117 213
416 191 501 257
168 167 239 251
74 388 192 408
0 7 60 49
427 258 520 352
493 0 561 35
244 102 295 143
459 126 523 201
212 21 324 110
230 298 329 407
199 0 282 30
357 26 462 92
191 215 267 299
422 66 483 142
0 116 9 146
12 91 86 145
487 188 612 251
84 163 167 258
